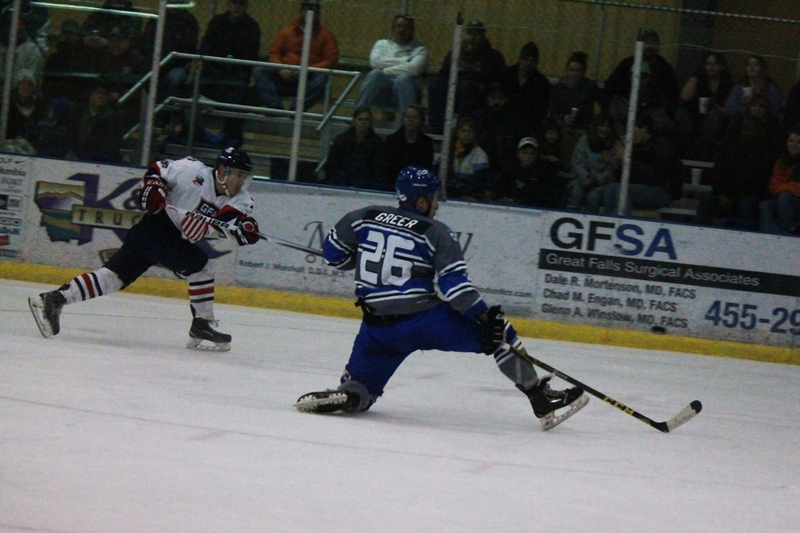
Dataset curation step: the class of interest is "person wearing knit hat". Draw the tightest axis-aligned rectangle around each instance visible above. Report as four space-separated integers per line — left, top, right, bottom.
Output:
7 66 45 145
15 68 36 86
426 19 506 133
496 40 551 131
519 41 540 64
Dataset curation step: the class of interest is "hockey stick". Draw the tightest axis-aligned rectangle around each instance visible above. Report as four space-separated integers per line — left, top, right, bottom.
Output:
166 205 324 257
508 345 702 433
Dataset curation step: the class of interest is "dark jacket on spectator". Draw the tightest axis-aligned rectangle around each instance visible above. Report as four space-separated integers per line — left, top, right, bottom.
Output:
548 76 603 130
436 39 505 87
498 62 551 129
712 117 781 204
468 104 528 173
383 127 435 181
81 0 142 42
605 55 679 118
33 97 74 157
199 10 261 80
326 130 386 190
138 7 199 65
72 101 123 163
492 159 564 208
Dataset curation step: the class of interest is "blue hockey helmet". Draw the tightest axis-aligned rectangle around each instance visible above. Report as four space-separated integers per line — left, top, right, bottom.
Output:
395 166 441 205
216 146 252 173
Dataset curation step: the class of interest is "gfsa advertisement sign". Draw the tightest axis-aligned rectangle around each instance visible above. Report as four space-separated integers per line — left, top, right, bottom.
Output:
536 216 800 347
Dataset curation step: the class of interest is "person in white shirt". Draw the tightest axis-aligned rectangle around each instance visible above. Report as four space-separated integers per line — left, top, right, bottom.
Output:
354 14 428 117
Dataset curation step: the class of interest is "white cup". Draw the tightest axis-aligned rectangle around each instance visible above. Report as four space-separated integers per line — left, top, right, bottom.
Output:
698 97 710 114
691 168 703 185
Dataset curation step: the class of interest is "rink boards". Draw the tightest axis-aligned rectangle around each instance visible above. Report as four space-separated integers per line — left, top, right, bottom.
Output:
2 156 798 349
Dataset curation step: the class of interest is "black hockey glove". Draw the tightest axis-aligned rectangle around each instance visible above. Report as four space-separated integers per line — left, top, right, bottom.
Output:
230 215 260 245
477 305 506 355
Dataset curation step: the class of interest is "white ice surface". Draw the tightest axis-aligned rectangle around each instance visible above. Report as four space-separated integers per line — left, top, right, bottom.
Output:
2 279 799 533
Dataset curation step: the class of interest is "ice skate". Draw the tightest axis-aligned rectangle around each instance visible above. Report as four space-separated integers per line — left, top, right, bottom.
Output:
28 291 66 338
527 375 588 431
187 317 231 352
294 390 358 414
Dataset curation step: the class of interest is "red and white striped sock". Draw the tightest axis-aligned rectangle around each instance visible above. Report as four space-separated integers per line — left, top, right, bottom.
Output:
59 267 123 304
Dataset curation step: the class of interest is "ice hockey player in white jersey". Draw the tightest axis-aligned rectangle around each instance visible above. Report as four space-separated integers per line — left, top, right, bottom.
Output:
295 166 588 430
28 147 260 352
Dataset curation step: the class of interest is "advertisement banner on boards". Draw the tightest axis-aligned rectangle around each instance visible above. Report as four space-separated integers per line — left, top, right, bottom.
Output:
0 153 31 259
19 158 239 283
13 157 800 349
534 213 800 348
239 182 539 315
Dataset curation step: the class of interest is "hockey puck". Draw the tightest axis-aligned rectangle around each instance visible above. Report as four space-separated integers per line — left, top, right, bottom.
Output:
651 326 667 334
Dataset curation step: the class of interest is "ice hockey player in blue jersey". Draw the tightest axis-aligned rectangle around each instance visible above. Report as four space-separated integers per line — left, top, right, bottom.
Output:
28 147 261 352
295 166 587 429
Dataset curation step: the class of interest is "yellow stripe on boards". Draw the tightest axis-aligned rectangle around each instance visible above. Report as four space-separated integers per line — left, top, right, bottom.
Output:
2 261 797 365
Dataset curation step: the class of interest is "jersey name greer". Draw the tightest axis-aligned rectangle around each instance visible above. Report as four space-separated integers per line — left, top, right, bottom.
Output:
372 211 419 229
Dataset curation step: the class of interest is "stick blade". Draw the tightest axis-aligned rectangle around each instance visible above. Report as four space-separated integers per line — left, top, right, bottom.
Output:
658 400 702 433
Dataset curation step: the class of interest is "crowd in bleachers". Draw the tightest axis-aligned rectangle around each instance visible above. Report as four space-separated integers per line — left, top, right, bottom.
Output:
3 0 800 234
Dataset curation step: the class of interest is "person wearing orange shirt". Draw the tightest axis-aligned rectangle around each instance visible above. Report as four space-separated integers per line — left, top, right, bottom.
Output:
253 0 338 110
759 127 800 234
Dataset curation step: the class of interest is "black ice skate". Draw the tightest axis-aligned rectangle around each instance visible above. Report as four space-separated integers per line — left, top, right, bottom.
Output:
527 376 588 431
187 317 231 352
294 390 358 414
28 291 67 338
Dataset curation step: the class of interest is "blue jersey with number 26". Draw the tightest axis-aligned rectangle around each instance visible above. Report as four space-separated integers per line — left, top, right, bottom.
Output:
323 204 488 318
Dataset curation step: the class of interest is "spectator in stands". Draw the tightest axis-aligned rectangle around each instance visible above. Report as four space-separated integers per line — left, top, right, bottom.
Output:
0 0 50 54
489 137 565 208
548 51 603 135
384 104 435 181
598 113 681 216
759 127 800 235
0 5 44 89
81 0 142 52
566 112 622 210
784 79 800 131
536 117 568 175
730 93 784 148
71 81 123 163
467 82 528 177
499 41 552 131
725 54 782 120
698 114 781 229
427 20 506 134
324 106 386 190
94 25 149 132
138 0 199 101
446 115 490 199
198 0 261 146
42 20 88 102
604 29 679 133
99 26 149 92
676 51 733 159
33 97 74 158
6 69 45 146
254 0 338 111
354 14 428 119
